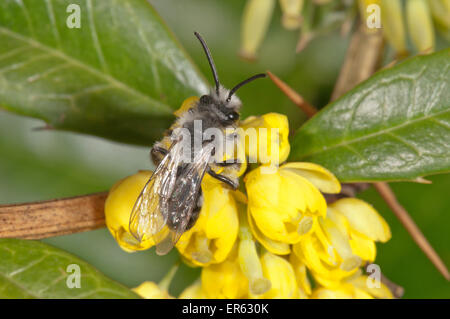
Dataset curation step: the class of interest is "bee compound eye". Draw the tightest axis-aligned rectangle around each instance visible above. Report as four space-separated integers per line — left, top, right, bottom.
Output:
228 111 239 121
200 95 212 105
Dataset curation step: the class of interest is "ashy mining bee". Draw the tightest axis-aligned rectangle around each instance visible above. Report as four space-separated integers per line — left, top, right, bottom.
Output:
129 32 266 255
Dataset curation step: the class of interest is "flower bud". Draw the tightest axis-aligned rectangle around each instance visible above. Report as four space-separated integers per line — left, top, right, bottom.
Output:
132 281 173 299
428 0 450 30
239 113 290 165
258 251 299 298
201 246 249 298
240 0 276 60
179 280 207 299
280 0 304 30
407 0 435 52
238 210 272 295
380 0 407 55
104 171 155 252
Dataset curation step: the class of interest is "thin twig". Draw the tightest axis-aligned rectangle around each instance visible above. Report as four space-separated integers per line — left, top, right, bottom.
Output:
266 71 318 117
373 183 450 280
365 263 405 298
0 193 107 239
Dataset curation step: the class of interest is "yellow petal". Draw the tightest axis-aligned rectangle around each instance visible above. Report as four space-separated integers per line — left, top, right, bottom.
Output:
289 253 312 296
248 210 291 255
104 171 155 252
132 282 172 299
351 275 394 299
240 113 290 165
179 280 207 299
176 181 239 266
319 216 361 272
349 232 377 262
259 251 299 299
281 162 341 194
201 252 248 299
330 198 391 242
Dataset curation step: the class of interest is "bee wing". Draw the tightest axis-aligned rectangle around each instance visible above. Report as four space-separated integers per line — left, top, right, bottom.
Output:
155 143 214 255
129 141 183 242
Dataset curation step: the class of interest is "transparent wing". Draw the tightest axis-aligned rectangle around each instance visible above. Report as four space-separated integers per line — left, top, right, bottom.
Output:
129 141 183 242
155 143 214 255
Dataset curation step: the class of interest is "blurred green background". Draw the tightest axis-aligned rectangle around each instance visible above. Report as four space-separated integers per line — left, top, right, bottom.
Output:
0 0 448 298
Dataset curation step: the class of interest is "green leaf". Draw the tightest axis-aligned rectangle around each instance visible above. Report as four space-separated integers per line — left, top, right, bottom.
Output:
0 0 207 145
290 49 450 182
0 238 140 298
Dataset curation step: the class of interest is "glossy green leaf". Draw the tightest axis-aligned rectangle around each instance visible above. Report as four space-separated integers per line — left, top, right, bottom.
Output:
290 49 450 182
0 0 207 145
0 238 140 298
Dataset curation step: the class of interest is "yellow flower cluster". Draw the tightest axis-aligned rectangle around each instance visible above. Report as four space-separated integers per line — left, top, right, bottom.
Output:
240 0 336 59
241 0 449 59
105 99 393 299
359 0 449 55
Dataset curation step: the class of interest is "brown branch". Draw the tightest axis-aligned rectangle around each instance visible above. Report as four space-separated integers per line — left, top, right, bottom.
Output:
266 71 318 118
330 24 384 101
373 183 450 280
0 192 107 239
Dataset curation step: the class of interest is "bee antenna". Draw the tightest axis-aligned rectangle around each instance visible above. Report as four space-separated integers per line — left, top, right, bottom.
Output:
194 32 220 95
227 73 267 102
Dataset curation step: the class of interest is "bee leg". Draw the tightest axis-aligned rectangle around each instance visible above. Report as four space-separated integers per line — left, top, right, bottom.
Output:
207 166 238 190
186 192 203 230
215 160 241 168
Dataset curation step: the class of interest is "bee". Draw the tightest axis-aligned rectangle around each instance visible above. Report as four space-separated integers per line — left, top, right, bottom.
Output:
129 32 266 255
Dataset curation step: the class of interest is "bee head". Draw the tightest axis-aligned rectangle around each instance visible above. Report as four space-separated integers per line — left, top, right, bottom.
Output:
194 31 266 122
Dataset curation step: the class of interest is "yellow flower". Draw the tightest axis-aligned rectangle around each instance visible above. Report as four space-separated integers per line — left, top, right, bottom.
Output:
237 206 272 296
239 113 290 165
132 281 173 299
289 252 312 298
179 280 207 299
132 263 178 299
104 170 155 252
255 251 299 299
244 162 340 245
201 245 249 298
175 175 239 266
312 274 393 299
293 198 391 287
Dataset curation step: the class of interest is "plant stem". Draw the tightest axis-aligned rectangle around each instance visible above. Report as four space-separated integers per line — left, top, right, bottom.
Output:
373 183 450 280
0 192 107 239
